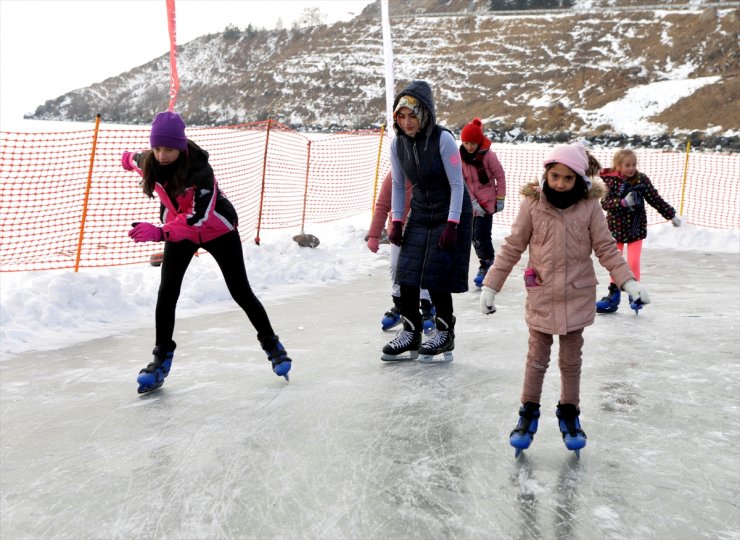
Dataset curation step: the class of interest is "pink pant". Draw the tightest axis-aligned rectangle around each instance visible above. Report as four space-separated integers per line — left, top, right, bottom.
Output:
521 328 584 406
611 240 642 282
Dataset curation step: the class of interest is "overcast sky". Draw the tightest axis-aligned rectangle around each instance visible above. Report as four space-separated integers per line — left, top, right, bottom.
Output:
0 0 374 128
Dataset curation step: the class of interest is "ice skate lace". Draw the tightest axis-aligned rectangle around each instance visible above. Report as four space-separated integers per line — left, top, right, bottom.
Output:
422 330 448 349
389 330 415 349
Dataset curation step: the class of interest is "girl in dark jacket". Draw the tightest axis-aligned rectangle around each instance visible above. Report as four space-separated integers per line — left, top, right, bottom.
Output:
121 111 292 392
382 81 473 363
596 148 681 313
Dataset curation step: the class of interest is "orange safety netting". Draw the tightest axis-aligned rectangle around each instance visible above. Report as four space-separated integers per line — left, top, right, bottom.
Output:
1 120 738 272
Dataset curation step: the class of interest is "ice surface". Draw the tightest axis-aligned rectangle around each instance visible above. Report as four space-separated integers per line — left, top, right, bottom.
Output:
1 247 738 539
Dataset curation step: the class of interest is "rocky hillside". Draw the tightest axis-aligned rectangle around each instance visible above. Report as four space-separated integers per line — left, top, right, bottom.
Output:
28 0 739 150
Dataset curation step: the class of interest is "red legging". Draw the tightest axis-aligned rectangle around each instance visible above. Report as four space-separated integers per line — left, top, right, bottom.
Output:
611 240 642 282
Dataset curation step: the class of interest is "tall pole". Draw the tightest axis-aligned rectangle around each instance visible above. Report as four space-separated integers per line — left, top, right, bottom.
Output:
381 0 395 133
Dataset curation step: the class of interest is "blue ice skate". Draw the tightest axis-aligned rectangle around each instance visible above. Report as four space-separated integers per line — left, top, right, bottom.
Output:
556 403 587 458
629 295 643 315
510 402 540 458
473 258 493 288
596 283 620 313
420 299 436 335
260 335 292 381
137 345 175 394
381 297 402 331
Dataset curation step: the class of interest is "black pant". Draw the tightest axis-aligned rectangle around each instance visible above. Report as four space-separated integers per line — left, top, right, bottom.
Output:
399 285 453 332
472 213 495 263
155 230 274 350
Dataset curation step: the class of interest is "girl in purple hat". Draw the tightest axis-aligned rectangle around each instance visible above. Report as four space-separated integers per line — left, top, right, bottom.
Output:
121 111 292 393
478 142 650 458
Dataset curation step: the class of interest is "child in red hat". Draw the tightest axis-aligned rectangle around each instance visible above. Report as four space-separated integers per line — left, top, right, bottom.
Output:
459 118 506 288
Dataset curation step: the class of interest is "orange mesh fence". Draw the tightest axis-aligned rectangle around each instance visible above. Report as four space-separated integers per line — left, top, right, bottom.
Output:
1 120 738 272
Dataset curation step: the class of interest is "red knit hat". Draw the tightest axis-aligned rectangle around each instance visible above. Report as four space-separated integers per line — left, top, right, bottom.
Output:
461 118 485 145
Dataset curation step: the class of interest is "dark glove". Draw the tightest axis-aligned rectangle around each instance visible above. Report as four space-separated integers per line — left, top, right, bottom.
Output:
389 221 403 246
439 221 458 251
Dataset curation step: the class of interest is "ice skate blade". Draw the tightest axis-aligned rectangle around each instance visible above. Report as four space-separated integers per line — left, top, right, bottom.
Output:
381 351 419 361
418 351 453 363
514 448 523 458
137 382 163 394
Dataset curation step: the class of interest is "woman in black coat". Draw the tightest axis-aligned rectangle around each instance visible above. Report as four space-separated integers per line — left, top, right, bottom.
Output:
382 80 473 363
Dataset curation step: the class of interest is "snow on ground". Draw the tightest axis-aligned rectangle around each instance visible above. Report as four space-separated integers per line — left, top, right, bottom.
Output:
1 215 737 360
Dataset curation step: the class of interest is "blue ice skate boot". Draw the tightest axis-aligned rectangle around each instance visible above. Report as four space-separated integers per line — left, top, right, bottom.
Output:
260 335 292 381
510 402 540 458
382 317 421 361
556 403 587 458
137 342 175 394
473 258 493 288
595 283 620 313
420 299 436 335
381 296 402 331
628 295 644 315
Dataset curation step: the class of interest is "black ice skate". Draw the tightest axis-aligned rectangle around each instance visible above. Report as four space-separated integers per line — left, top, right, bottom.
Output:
381 317 421 361
418 316 455 363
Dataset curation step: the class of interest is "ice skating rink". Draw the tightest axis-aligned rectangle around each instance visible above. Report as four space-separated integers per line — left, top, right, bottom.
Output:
1 248 738 540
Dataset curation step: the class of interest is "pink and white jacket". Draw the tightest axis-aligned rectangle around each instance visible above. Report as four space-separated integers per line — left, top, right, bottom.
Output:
122 142 237 244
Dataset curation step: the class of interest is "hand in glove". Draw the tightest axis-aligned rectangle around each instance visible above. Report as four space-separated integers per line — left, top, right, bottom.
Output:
367 237 380 253
121 151 135 171
671 215 682 227
480 286 498 315
128 222 164 243
621 279 650 304
621 191 641 208
438 221 458 251
388 221 403 246
471 200 486 218
496 198 505 213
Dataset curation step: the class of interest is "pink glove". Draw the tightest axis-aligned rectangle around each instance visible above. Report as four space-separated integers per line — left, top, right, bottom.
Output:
389 221 403 246
367 237 380 253
128 222 163 243
438 221 458 251
121 151 134 171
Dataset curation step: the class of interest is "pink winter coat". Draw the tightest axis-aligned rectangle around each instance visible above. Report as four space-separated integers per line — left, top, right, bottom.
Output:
367 171 412 239
482 181 634 335
460 142 506 214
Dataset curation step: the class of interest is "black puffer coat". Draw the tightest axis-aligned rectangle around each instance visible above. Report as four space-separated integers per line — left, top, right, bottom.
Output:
392 81 473 293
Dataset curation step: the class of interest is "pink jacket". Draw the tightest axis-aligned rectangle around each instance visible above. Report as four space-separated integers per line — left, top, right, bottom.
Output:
368 171 412 239
483 181 634 335
461 145 506 213
122 147 237 244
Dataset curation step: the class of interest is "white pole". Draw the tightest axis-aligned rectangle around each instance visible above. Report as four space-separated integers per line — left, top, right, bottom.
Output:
381 0 395 134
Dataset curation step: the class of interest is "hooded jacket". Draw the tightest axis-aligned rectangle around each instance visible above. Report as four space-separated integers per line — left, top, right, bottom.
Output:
390 80 472 292
483 180 634 335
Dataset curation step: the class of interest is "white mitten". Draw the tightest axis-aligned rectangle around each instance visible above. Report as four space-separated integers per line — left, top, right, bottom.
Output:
671 215 682 227
480 286 499 314
471 199 486 217
622 279 651 304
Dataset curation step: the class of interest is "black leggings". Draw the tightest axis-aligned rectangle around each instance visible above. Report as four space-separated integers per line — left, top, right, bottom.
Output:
399 285 453 332
155 230 274 349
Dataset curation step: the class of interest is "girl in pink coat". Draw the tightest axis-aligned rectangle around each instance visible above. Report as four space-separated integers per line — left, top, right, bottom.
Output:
121 112 292 392
479 143 650 458
459 118 506 288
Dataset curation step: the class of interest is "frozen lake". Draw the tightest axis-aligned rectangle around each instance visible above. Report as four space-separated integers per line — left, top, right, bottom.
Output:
1 248 738 539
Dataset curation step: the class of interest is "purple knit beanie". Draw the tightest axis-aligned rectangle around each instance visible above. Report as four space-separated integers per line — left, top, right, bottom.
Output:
150 111 187 151
542 142 591 188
